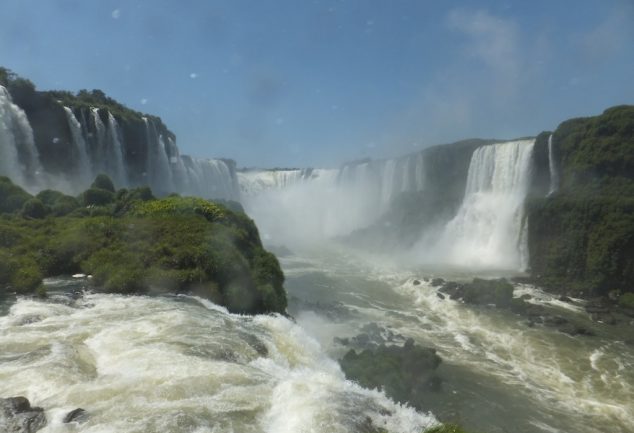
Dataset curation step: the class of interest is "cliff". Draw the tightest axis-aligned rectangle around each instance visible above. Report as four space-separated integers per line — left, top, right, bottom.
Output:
0 67 240 200
526 105 634 296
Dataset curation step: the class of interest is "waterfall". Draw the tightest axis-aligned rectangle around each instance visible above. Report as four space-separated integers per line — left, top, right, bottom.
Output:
547 134 559 195
90 108 107 172
106 113 128 186
238 169 319 195
144 117 174 194
0 85 42 188
434 139 535 270
63 106 92 186
180 157 240 200
380 159 398 208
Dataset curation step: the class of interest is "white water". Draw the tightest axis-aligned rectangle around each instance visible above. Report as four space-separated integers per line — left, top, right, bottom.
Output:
0 85 42 188
63 107 92 187
424 139 535 270
0 292 437 433
547 134 560 195
106 113 128 187
282 249 634 433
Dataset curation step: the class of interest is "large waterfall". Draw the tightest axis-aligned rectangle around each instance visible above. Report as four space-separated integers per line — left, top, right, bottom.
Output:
426 139 536 270
240 139 536 271
0 85 42 189
0 88 240 200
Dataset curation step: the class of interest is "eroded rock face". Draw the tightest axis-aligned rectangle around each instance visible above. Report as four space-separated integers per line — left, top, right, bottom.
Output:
0 397 46 433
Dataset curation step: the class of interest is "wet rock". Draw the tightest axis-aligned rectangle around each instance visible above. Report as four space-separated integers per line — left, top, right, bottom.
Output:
339 338 442 410
436 292 445 300
333 337 350 346
412 279 421 286
430 278 445 287
590 313 617 325
0 396 47 433
63 408 87 423
240 333 269 357
439 281 462 300
558 295 573 303
519 294 532 301
559 324 595 337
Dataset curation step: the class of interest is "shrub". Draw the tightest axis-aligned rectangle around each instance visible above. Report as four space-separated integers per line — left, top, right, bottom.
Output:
52 196 79 216
82 188 115 206
9 258 43 293
91 174 116 192
21 198 50 219
618 293 634 310
36 189 66 206
0 177 32 214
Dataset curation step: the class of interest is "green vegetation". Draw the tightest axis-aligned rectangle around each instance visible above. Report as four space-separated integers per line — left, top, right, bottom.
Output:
618 292 634 310
0 175 286 314
528 106 634 296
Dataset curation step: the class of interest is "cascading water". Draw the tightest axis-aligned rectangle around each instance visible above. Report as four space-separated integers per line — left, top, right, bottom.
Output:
430 139 535 270
182 157 241 200
0 85 42 188
106 113 128 186
238 169 319 195
63 107 92 187
143 117 174 194
547 134 560 195
90 108 107 171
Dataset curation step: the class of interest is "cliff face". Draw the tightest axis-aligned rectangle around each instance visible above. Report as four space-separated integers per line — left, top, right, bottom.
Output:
0 69 240 200
527 106 634 296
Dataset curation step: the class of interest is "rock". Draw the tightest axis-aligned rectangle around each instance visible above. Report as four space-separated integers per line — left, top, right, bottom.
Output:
430 278 445 287
0 396 47 433
436 292 445 300
333 337 350 346
559 324 595 337
63 408 87 423
412 279 421 286
558 295 573 303
339 339 442 410
520 294 532 300
439 281 462 300
458 278 514 307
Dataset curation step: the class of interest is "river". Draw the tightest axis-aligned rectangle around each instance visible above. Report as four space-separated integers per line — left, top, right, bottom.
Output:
1 247 633 433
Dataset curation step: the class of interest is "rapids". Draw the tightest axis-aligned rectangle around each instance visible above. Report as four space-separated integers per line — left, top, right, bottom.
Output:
2 250 633 433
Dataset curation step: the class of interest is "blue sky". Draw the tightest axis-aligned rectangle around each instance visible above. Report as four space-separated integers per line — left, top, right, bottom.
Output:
1 0 633 168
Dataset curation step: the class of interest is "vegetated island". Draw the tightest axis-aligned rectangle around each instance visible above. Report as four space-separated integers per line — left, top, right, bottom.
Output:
0 174 286 315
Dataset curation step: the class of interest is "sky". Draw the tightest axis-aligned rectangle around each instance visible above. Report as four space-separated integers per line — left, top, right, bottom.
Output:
1 0 633 168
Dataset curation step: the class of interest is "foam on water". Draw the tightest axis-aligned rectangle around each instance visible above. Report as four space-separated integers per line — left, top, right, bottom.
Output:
0 293 437 433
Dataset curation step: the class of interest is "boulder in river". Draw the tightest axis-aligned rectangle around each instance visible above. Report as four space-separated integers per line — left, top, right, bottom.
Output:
339 338 442 410
0 397 46 433
63 408 87 423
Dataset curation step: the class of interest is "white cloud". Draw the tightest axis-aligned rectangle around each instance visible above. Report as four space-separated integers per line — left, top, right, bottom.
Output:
447 8 520 97
190 72 198 79
111 9 121 19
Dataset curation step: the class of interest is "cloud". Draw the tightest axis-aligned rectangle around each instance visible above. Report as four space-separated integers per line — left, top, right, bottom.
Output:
447 8 520 98
111 9 121 19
